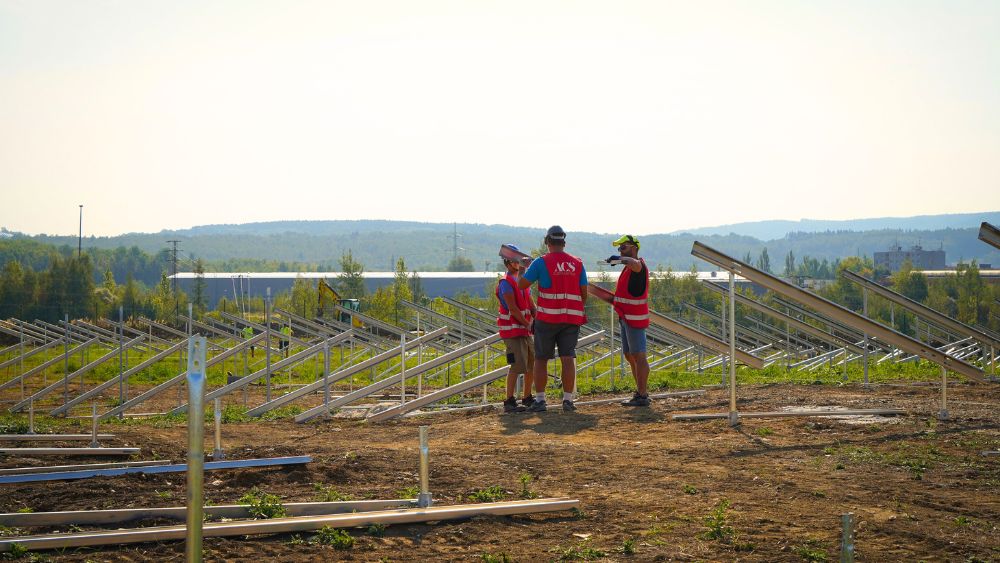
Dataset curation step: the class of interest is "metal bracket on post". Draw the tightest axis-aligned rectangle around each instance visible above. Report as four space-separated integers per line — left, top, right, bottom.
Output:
840 512 855 563
186 336 207 563
417 426 432 508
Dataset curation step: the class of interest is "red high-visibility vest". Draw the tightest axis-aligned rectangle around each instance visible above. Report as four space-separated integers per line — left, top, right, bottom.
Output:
535 252 587 325
614 258 649 328
496 273 533 338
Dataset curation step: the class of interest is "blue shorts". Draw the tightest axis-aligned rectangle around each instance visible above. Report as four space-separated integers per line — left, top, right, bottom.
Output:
619 318 647 355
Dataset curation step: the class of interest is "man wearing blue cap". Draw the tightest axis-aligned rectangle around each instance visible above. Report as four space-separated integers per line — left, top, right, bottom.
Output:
606 234 651 407
496 245 537 412
518 226 588 412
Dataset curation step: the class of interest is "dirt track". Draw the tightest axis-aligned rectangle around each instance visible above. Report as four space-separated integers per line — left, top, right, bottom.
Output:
1 382 998 562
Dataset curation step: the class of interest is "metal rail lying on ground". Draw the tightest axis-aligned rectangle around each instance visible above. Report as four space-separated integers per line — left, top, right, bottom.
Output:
0 500 417 528
587 284 765 369
673 408 906 421
0 447 139 457
0 497 578 552
690 241 986 383
0 460 171 476
0 434 114 441
0 456 311 484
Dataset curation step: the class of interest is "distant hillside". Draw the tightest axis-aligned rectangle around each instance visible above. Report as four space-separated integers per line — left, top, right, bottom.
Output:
672 211 1000 241
9 216 1000 273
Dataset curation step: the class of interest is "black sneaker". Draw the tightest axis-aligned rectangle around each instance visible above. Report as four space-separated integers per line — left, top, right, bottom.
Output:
521 396 535 409
562 399 576 412
527 399 547 412
622 393 651 407
503 397 524 413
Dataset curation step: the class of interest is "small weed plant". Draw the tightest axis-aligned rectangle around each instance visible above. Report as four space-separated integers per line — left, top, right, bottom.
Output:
619 538 636 555
701 499 734 542
313 483 352 502
481 553 513 563
366 522 386 537
682 484 698 495
313 526 353 549
238 487 287 519
468 485 506 503
518 473 539 499
397 485 420 498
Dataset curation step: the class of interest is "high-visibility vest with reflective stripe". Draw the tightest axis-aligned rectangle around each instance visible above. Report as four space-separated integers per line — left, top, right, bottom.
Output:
496 273 533 338
535 252 587 325
614 258 649 328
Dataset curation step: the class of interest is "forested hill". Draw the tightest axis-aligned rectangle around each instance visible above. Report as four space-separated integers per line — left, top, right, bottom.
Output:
671 211 1000 240
4 216 999 275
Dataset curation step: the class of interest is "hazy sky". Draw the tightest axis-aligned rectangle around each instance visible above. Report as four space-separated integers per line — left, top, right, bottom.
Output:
2 0 998 237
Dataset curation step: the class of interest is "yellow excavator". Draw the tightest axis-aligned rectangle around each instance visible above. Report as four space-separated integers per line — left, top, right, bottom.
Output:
318 279 363 328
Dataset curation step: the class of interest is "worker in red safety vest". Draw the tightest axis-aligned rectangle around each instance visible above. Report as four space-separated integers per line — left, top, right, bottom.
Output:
518 225 588 412
606 234 651 406
496 245 537 413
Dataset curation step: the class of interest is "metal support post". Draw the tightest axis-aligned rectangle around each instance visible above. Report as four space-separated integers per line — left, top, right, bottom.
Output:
400 333 407 406
90 403 99 448
28 398 35 434
118 306 125 414
417 426 432 508
323 340 331 417
213 398 224 460
938 366 949 420
720 294 728 386
186 336 207 563
728 269 738 426
63 314 70 407
265 288 272 403
840 512 854 563
862 289 869 386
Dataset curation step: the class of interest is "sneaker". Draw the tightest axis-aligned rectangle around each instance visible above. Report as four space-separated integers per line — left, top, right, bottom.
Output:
520 396 535 409
621 393 651 407
562 399 577 412
527 399 547 412
503 397 525 413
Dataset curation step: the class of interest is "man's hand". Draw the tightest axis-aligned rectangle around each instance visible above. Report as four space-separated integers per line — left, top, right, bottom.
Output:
606 255 622 264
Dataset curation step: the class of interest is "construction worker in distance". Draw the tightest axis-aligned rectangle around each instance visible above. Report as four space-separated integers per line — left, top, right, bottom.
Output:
496 245 537 413
242 325 255 358
518 225 588 412
606 234 651 407
279 324 292 358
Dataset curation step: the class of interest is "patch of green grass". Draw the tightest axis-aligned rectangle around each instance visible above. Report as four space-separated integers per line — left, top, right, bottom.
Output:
13 508 33 514
259 405 303 421
755 427 774 437
366 522 386 537
219 405 250 423
154 490 173 500
682 484 698 495
793 539 829 562
238 487 286 519
481 553 513 563
313 483 352 502
397 485 420 498
551 541 606 561
313 526 353 549
467 485 507 503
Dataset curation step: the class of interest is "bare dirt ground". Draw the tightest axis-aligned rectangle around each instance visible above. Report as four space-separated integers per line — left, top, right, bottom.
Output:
1 382 998 562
